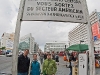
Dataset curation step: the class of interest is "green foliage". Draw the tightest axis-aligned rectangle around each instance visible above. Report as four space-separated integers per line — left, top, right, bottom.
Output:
0 47 6 50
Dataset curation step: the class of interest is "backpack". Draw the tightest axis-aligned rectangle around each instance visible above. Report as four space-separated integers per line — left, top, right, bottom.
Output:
63 56 67 61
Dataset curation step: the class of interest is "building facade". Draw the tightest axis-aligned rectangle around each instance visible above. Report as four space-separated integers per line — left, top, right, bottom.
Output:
19 33 35 54
69 23 88 45
44 41 67 52
1 32 14 50
68 10 100 51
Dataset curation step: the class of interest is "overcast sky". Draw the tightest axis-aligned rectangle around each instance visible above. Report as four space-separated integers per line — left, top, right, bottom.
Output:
0 0 100 50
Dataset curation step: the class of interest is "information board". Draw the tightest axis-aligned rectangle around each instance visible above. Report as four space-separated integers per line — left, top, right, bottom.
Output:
22 0 87 23
79 54 88 75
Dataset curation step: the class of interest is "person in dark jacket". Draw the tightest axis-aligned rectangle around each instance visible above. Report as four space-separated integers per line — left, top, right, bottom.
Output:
55 52 59 65
69 55 72 75
17 49 30 75
44 53 47 60
30 54 40 75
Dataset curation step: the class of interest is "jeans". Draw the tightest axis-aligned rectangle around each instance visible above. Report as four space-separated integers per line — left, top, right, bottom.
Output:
18 72 28 75
69 68 72 75
40 58 43 64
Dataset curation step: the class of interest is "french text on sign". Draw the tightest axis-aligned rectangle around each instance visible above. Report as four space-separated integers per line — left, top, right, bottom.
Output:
22 0 87 23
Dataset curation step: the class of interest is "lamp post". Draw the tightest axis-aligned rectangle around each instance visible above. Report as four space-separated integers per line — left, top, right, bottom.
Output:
80 40 84 44
69 42 70 47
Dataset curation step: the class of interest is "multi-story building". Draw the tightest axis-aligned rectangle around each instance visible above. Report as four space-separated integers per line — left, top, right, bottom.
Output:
34 42 39 53
68 10 100 51
44 41 67 52
1 32 14 50
19 33 35 54
69 23 88 45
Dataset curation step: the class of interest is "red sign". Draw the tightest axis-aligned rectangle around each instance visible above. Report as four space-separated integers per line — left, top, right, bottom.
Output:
92 22 100 37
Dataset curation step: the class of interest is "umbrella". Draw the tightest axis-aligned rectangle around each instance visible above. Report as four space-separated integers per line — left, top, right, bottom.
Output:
66 44 88 52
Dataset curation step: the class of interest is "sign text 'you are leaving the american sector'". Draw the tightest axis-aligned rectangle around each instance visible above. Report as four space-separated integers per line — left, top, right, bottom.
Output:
22 0 87 23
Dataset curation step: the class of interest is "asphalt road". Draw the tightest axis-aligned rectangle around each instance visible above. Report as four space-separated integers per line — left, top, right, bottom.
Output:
0 56 12 75
0 55 100 75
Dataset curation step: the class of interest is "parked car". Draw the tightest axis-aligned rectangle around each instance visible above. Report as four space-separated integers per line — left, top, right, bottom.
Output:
6 52 12 57
0 50 6 55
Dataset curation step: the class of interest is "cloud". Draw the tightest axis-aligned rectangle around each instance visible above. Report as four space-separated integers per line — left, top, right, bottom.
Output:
0 0 20 36
0 0 100 50
20 21 78 49
87 0 100 13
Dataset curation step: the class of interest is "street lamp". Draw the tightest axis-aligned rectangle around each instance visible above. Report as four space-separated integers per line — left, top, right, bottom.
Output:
80 40 84 44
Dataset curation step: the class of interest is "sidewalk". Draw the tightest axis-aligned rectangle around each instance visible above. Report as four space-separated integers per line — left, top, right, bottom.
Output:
57 57 100 75
56 56 70 75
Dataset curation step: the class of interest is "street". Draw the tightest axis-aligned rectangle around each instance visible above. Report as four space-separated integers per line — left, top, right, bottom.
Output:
0 56 12 75
0 55 100 75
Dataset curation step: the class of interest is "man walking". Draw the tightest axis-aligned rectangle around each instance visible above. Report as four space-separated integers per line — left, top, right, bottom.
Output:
39 52 44 65
44 52 47 60
52 51 55 60
17 49 30 75
42 53 57 75
55 52 59 65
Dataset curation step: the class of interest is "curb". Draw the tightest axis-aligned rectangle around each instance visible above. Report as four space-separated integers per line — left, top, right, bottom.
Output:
0 55 5 57
0 72 12 75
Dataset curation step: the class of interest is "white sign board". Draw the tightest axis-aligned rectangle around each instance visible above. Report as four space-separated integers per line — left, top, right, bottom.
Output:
6 40 13 49
79 54 88 75
22 0 87 23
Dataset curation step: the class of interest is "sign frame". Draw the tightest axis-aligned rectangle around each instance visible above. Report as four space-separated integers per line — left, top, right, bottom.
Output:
12 0 95 75
22 0 88 23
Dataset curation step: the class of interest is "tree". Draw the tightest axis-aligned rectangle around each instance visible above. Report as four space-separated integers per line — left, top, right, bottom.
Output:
0 47 6 50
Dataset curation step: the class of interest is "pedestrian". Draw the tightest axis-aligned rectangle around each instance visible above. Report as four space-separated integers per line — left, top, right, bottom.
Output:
40 52 44 65
71 53 76 61
30 54 41 75
55 52 59 65
44 53 47 60
68 55 73 75
17 49 30 75
52 51 55 60
42 53 57 75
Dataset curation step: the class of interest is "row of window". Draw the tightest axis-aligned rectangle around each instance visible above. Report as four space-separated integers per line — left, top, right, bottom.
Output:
49 48 64 50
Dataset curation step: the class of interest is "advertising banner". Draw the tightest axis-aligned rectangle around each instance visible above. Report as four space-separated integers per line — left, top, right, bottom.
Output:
92 22 99 37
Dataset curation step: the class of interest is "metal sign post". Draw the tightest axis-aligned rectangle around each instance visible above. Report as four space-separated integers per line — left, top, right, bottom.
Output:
83 0 95 75
86 17 95 75
12 0 25 75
